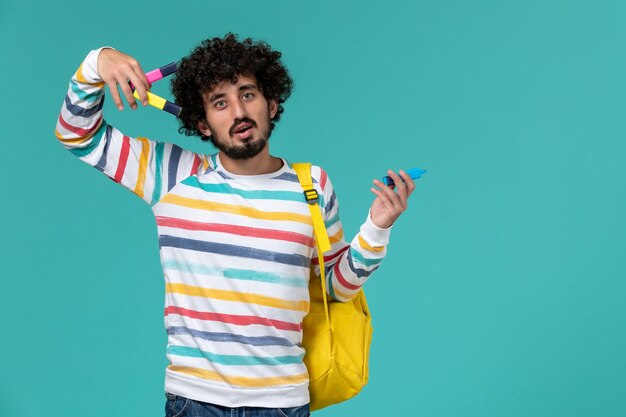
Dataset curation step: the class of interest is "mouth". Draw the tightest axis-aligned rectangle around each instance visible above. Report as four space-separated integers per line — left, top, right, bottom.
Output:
233 123 252 134
232 122 254 140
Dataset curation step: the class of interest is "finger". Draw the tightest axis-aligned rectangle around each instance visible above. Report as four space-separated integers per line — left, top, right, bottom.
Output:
117 75 138 110
399 170 416 196
129 61 150 106
387 170 407 201
393 170 413 207
373 179 402 207
130 60 150 90
106 81 124 111
127 72 149 107
370 187 393 209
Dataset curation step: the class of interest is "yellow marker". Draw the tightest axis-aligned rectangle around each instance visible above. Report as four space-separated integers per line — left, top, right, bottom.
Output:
132 89 181 116
134 90 167 110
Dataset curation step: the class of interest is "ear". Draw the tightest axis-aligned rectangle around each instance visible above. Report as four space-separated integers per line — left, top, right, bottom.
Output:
269 99 278 119
197 119 212 137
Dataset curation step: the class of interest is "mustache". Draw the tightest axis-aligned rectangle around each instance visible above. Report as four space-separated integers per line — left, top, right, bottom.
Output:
229 118 258 136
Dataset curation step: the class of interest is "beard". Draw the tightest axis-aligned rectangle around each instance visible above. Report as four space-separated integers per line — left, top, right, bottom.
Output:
208 116 271 160
210 134 268 160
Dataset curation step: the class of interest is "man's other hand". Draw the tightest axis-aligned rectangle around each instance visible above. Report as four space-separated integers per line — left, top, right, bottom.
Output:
369 170 415 229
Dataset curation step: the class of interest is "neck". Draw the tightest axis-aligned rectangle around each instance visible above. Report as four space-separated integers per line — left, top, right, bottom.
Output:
218 148 283 175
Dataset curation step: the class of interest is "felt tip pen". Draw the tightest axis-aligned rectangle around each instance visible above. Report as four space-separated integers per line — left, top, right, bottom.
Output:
382 168 427 186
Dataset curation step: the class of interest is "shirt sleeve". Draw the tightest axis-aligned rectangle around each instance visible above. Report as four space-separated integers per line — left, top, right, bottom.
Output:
311 166 391 302
54 48 208 206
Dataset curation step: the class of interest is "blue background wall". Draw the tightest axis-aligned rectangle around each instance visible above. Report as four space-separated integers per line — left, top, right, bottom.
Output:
1 1 625 416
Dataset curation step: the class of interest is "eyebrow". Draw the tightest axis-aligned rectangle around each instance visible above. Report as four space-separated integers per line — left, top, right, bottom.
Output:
207 92 225 103
239 84 258 92
207 84 259 103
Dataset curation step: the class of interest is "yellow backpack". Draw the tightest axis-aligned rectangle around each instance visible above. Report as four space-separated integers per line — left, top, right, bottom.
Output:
293 163 373 412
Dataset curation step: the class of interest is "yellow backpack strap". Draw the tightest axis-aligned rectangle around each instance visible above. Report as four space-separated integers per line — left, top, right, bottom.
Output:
293 162 332 330
292 163 331 253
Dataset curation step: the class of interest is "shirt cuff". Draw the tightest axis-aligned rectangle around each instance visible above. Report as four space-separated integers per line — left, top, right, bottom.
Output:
359 211 392 247
83 46 115 83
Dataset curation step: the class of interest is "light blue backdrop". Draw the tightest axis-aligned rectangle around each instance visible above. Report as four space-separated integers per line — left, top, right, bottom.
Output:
1 1 625 416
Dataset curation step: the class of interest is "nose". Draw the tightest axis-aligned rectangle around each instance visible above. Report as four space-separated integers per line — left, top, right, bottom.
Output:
230 98 248 120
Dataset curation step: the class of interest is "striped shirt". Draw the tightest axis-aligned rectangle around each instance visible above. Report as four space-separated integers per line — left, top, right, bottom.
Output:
55 48 391 408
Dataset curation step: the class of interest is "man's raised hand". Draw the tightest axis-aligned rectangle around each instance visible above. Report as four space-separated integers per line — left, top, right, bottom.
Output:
97 48 150 111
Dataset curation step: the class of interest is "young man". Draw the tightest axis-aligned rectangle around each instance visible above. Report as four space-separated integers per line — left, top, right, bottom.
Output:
55 34 415 417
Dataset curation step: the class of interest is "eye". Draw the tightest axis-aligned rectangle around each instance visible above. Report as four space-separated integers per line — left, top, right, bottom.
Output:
242 92 254 101
214 100 226 108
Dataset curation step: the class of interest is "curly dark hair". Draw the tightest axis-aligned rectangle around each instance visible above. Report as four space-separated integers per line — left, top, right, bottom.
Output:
171 34 294 141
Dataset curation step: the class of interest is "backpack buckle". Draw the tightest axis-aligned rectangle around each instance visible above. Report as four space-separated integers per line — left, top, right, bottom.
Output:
303 188 318 205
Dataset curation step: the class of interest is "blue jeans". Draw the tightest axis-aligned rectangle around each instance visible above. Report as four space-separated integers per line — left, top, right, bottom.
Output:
165 393 311 417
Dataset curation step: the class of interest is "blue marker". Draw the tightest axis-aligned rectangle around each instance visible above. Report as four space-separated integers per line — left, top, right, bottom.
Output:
383 168 426 186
